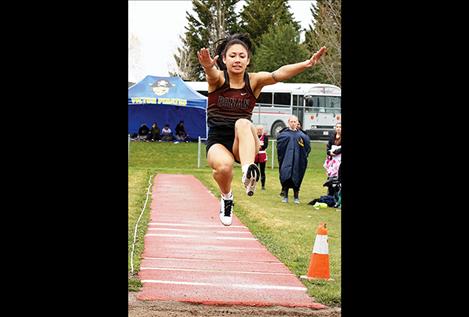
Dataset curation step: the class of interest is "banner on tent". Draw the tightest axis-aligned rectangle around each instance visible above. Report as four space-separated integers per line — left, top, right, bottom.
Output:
130 97 187 106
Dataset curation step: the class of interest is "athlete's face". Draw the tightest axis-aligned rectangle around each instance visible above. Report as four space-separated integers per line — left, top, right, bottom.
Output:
223 44 250 74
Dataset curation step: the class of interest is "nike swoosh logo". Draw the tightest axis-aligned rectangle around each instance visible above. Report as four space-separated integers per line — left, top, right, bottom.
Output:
240 92 247 96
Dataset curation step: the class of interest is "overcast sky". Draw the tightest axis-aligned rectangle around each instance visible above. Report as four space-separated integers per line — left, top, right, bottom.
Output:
129 0 316 82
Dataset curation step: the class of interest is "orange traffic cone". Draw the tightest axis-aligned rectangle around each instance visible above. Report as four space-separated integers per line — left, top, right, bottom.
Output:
301 223 331 280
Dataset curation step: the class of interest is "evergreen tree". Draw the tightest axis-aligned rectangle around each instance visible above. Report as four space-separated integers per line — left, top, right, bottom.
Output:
173 0 240 80
252 23 312 83
238 0 300 52
303 0 341 86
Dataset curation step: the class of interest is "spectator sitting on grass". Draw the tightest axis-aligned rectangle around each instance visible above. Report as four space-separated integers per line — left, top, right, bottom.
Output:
161 124 173 142
175 120 189 142
137 123 150 141
150 122 161 142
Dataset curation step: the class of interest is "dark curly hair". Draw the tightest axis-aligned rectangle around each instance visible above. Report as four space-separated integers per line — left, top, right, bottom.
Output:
213 33 253 70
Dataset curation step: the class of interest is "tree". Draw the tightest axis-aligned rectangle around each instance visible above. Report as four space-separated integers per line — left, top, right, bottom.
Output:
170 33 195 79
128 34 144 82
303 0 341 86
251 23 311 83
173 0 240 80
239 0 300 52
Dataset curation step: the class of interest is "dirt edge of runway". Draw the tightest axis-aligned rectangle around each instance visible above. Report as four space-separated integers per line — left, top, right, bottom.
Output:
129 292 341 317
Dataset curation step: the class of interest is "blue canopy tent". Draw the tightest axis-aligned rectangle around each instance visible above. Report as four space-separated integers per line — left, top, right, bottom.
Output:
128 76 207 140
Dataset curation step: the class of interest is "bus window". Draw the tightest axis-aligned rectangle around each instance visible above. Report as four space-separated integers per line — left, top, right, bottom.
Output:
306 96 326 112
326 96 341 109
305 96 314 111
293 95 305 107
318 96 326 112
257 92 272 105
273 92 291 108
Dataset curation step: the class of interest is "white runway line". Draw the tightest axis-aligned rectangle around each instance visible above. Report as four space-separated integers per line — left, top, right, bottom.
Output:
141 280 307 291
147 227 250 234
140 267 294 276
145 233 256 240
143 257 285 264
148 222 247 228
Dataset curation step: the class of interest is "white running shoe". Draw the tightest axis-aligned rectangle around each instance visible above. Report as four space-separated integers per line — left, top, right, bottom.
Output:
219 196 234 226
242 163 260 196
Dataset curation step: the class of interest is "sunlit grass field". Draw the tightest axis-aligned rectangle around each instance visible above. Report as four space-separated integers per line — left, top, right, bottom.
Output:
128 140 341 306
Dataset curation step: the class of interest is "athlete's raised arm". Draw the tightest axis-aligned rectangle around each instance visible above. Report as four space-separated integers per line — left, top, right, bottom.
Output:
251 46 327 97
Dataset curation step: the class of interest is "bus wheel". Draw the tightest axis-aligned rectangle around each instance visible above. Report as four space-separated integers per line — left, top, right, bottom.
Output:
271 121 286 139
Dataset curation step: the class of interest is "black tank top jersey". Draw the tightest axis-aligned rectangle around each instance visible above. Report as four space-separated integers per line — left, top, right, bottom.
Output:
207 70 258 128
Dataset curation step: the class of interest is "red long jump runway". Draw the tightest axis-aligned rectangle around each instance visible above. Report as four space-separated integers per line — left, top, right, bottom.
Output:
136 174 326 309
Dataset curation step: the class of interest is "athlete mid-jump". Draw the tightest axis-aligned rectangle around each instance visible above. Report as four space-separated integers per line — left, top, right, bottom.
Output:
198 33 326 226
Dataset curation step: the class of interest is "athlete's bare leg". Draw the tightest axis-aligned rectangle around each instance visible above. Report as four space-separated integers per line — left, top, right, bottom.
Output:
232 119 260 164
207 144 235 195
232 119 261 196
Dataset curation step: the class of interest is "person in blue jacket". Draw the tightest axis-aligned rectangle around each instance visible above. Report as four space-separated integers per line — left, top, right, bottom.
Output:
276 115 311 204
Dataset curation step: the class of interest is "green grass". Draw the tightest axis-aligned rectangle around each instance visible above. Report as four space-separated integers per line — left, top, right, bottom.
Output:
128 167 154 291
128 140 341 307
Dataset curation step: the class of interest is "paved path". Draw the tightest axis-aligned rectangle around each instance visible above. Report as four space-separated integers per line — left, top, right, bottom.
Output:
137 174 326 309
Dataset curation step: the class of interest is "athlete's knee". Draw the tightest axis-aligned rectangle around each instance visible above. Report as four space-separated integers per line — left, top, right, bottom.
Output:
213 162 232 176
235 118 251 130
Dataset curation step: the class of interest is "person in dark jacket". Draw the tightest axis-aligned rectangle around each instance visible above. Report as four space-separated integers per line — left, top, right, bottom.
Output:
149 122 161 141
138 123 150 141
276 115 311 204
175 120 188 142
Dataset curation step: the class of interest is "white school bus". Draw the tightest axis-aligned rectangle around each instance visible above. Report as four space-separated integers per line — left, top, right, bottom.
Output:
185 81 341 139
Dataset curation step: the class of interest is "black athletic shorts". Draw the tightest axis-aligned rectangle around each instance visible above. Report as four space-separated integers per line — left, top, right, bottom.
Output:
206 126 238 161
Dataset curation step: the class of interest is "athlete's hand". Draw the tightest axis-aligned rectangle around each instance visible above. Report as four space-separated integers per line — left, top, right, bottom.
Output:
304 46 327 68
197 48 219 69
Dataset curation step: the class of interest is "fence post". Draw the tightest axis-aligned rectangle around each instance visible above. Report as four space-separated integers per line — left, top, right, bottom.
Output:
197 136 201 168
271 139 275 169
